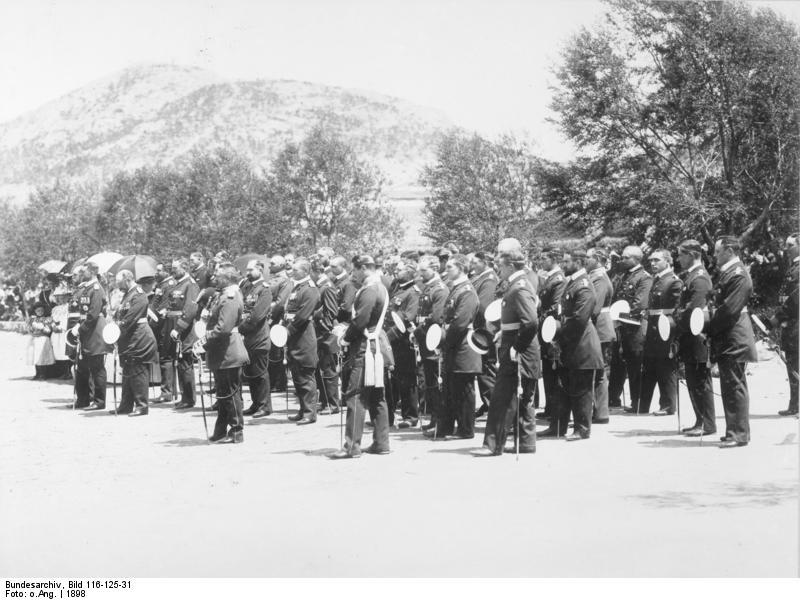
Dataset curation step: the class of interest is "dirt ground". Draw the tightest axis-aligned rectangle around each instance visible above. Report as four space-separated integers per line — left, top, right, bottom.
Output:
0 330 797 577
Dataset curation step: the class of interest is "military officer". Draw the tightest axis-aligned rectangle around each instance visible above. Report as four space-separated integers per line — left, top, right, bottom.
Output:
426 254 481 439
544 249 604 440
639 249 683 415
774 242 799 416
330 255 358 323
239 259 273 418
470 251 498 418
473 250 539 456
267 255 293 394
284 258 320 425
201 265 249 443
150 263 176 403
189 252 213 291
710 236 758 448
384 259 420 428
73 262 109 411
112 270 159 416
611 246 653 413
586 248 615 424
537 249 567 419
312 256 341 415
674 240 716 435
163 259 200 410
329 256 393 459
414 255 449 431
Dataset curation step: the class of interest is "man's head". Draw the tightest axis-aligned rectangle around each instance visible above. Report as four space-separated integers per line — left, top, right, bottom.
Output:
648 249 672 274
83 261 99 283
269 255 286 275
496 251 526 282
189 252 204 269
418 256 439 283
284 253 295 269
115 269 135 291
620 245 643 271
330 256 348 277
541 249 561 272
394 260 417 283
470 251 492 276
714 236 740 265
561 249 587 276
445 254 470 280
677 240 703 271
291 257 311 281
247 259 264 281
351 255 377 285
171 258 188 279
214 265 239 290
586 248 607 272
154 263 168 283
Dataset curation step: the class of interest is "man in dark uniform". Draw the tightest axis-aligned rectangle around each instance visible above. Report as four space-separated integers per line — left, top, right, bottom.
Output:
675 240 716 435
710 236 758 448
267 255 293 394
611 246 653 413
330 256 393 459
189 252 213 291
202 265 250 443
73 262 109 410
150 263 176 403
639 249 683 415
470 251 498 418
384 259 420 428
774 243 799 416
165 259 200 410
587 248 615 424
537 249 566 419
112 270 159 416
330 255 358 323
473 250 539 456
544 249 604 440
426 254 480 439
239 259 272 418
284 258 320 425
312 256 340 415
415 255 448 431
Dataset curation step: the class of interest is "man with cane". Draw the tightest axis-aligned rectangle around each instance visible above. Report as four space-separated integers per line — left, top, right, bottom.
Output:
166 259 200 410
473 249 539 456
239 259 273 418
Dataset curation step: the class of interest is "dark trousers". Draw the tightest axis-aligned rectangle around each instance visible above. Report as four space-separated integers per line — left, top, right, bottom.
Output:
541 355 560 416
786 351 798 412
172 352 196 405
75 353 106 407
440 371 476 438
119 362 150 412
684 361 715 432
608 341 624 407
609 347 643 408
243 349 271 411
593 342 611 420
421 358 442 423
557 368 598 437
159 358 173 399
718 358 750 443
315 350 340 410
639 356 678 413
268 345 287 391
483 360 536 453
213 367 244 437
289 361 318 419
386 369 419 425
477 349 496 408
342 356 389 455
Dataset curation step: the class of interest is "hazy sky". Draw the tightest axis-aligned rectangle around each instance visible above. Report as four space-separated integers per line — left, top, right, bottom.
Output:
1 0 798 161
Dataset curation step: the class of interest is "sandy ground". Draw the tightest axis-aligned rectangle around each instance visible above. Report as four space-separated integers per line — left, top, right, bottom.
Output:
0 330 797 577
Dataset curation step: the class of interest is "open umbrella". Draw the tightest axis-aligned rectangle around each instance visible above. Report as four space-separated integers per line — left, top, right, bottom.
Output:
87 251 124 274
38 260 67 274
232 253 267 275
60 257 88 275
108 255 158 281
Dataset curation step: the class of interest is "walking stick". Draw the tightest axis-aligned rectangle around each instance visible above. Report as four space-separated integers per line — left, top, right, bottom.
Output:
337 352 344 449
516 359 522 462
676 373 681 434
197 350 210 443
172 339 179 404
435 351 442 439
113 347 118 416
284 349 289 416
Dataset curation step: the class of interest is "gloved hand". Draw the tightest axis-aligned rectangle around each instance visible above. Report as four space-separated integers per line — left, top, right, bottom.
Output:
170 329 179 341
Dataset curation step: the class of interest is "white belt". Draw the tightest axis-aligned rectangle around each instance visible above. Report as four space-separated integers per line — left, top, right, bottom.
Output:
501 323 520 331
646 309 675 316
68 312 81 318
600 307 611 314
137 317 148 324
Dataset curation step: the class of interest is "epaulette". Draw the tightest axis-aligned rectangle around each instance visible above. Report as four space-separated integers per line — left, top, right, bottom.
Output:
734 266 743 275
93 283 100 290
413 284 421 293
580 278 588 288
516 279 527 287
226 289 235 298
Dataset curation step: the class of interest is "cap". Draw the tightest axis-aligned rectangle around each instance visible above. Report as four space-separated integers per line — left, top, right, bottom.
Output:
678 239 702 254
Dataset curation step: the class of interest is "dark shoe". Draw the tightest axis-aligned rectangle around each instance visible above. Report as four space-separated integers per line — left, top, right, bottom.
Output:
397 419 418 429
364 445 390 455
242 404 259 416
209 432 229 443
591 417 609 424
535 411 549 419
719 439 748 448
252 408 272 418
474 404 488 419
778 408 799 416
538 428 560 438
509 445 536 454
329 449 362 459
287 413 303 422
565 433 588 441
297 417 316 425
445 433 474 440
109 408 132 415
720 435 730 442
471 447 500 457
652 409 674 416
681 424 703 433
318 407 340 415
174 402 194 410
421 421 437 431
686 428 716 437
128 407 149 417
84 401 106 411
623 407 638 414
231 430 244 444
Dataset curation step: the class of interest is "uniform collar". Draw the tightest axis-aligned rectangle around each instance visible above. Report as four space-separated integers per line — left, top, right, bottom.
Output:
654 267 673 279
688 262 703 273
224 284 239 295
628 264 642 273
509 270 526 283
568 268 587 282
135 285 144 293
473 268 494 281
451 274 469 286
793 256 800 264
589 266 606 277
334 271 348 282
293 276 310 286
546 267 561 278
315 274 329 286
425 273 442 287
248 276 264 286
397 279 415 289
720 258 740 272
176 273 190 284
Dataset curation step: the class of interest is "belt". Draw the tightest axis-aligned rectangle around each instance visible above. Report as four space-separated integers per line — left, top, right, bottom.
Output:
166 310 183 316
137 317 148 324
501 323 520 331
600 307 611 314
68 313 81 318
646 309 675 316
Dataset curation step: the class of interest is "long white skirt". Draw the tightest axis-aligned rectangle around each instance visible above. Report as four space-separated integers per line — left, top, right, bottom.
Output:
28 335 56 366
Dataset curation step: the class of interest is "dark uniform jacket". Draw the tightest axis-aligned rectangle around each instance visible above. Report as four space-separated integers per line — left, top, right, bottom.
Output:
75 279 109 356
643 268 683 358
499 271 540 379
613 264 652 354
268 271 293 326
238 277 272 353
414 274 448 360
332 272 358 323
314 274 340 354
344 278 394 368
539 268 566 361
150 275 176 315
471 268 498 329
203 285 249 372
191 264 213 291
775 259 799 354
675 264 713 363
116 285 158 365
555 269 604 371
385 279 419 345
284 277 320 368
165 274 200 347
709 258 758 363
588 267 616 343
442 276 481 374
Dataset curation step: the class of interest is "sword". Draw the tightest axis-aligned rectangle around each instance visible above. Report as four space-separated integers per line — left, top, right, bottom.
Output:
197 350 210 442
